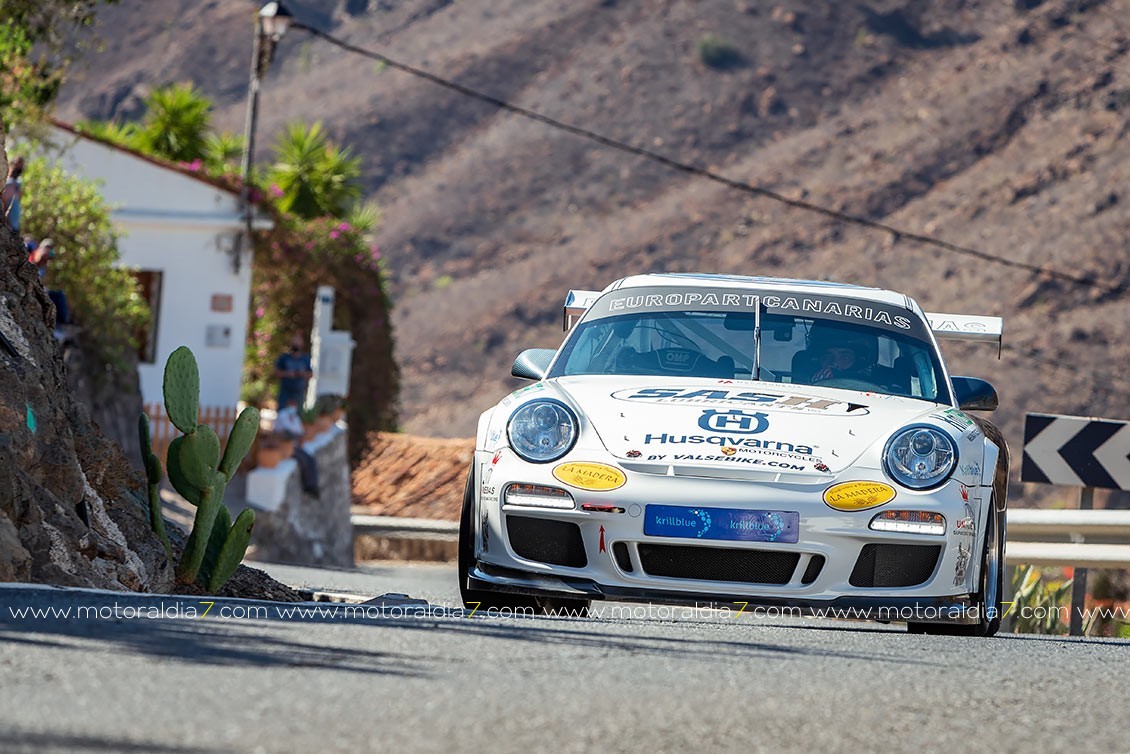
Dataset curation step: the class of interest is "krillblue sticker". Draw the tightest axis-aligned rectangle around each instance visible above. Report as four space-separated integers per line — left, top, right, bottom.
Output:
644 505 799 543
26 404 36 434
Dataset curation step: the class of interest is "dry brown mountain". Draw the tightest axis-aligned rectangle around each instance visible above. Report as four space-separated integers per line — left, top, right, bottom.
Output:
55 0 1130 507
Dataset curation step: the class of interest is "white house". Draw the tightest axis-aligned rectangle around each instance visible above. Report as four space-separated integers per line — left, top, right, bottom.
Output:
46 121 272 413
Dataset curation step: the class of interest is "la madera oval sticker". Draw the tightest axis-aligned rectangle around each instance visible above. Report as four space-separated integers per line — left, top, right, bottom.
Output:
552 462 627 491
822 481 896 511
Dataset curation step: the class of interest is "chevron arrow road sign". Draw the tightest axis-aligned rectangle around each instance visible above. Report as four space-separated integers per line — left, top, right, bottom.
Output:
1022 413 1130 491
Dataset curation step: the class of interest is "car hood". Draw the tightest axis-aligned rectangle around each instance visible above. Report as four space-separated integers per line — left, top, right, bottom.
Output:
549 375 943 477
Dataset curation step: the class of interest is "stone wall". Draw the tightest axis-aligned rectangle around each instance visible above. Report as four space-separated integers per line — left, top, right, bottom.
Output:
243 424 353 568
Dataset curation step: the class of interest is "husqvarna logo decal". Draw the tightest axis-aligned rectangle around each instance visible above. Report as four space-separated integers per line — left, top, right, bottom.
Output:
697 409 769 435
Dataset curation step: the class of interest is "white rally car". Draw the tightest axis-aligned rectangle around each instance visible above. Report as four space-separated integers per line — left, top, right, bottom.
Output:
459 274 1008 635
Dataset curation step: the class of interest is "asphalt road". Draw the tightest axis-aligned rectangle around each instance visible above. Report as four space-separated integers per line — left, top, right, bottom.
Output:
1 561 1127 754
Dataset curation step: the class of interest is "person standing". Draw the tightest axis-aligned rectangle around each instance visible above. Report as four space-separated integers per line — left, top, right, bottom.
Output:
2 157 26 233
274 333 313 410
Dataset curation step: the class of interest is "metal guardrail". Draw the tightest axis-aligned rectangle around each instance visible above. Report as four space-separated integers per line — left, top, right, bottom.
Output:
352 515 459 540
1004 509 1130 569
350 510 1130 567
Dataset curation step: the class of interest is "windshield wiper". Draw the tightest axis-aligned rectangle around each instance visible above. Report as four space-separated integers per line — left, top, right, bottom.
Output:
753 298 761 380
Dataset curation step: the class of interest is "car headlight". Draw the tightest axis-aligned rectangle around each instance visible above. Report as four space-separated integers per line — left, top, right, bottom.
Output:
507 399 578 463
884 425 957 490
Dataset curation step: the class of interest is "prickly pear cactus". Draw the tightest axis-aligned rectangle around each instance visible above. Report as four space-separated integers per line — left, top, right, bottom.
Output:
163 346 199 434
138 414 172 560
145 346 260 592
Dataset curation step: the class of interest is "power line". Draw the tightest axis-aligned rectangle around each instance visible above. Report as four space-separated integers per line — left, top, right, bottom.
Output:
291 21 1128 299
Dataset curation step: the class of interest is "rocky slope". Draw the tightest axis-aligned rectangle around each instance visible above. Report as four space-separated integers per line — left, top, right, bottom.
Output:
55 0 1130 509
0 212 171 588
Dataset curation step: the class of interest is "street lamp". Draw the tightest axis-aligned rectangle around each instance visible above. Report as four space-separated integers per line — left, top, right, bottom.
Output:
235 1 293 271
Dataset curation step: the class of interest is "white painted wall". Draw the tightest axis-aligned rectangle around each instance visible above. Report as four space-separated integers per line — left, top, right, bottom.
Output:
46 125 269 409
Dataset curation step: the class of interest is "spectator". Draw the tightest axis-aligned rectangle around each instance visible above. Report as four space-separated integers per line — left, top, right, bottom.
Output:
2 157 26 233
274 333 313 410
29 238 71 327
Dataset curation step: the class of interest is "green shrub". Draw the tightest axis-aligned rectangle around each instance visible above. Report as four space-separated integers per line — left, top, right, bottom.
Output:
22 158 149 371
1009 565 1074 634
697 34 743 70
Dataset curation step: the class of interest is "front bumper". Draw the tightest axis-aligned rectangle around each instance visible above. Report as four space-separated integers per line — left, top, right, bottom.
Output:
469 561 981 624
473 449 991 625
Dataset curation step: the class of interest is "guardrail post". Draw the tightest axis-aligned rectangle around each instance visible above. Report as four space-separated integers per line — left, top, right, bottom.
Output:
1068 487 1094 637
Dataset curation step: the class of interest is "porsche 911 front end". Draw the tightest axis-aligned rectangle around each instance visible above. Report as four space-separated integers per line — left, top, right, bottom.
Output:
459 274 1008 636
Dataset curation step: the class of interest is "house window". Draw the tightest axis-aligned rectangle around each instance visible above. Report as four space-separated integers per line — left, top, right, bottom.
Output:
132 270 163 364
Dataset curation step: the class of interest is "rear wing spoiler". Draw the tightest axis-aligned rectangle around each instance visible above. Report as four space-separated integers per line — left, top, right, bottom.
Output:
564 289 601 330
564 291 1003 349
925 312 1003 347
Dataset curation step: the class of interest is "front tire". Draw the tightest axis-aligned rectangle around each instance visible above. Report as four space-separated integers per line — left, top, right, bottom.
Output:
457 465 590 617
908 498 1003 637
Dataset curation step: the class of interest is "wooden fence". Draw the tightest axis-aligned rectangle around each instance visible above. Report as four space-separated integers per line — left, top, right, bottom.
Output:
144 403 240 463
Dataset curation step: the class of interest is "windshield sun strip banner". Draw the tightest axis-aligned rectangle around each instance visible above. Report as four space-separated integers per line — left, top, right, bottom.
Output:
584 286 930 340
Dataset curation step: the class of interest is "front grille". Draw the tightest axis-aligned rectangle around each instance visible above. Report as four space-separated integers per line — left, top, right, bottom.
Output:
507 516 587 568
849 544 941 588
801 554 825 585
637 544 799 585
612 542 633 573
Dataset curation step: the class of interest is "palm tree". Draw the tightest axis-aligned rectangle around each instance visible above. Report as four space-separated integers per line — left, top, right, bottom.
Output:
266 120 362 219
203 131 245 172
132 82 213 163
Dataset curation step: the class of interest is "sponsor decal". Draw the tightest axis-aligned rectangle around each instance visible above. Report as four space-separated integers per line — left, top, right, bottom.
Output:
491 449 504 465
481 484 498 500
643 433 816 455
958 462 982 478
599 524 606 553
611 387 869 415
601 289 913 331
815 462 831 473
698 409 769 434
953 542 971 586
552 462 627 491
823 481 897 511
959 484 969 502
953 502 976 537
933 408 974 432
626 449 642 458
486 428 502 445
645 505 800 543
500 382 547 407
720 446 737 456
670 454 807 471
966 427 983 442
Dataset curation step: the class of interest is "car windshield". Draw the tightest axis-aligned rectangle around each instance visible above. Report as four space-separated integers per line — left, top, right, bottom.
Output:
550 309 949 402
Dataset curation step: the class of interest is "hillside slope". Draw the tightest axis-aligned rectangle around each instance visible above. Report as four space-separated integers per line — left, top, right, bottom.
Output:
55 0 1130 506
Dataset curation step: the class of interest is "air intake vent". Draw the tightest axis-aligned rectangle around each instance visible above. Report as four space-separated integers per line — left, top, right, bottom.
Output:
612 542 633 572
849 544 941 588
801 554 825 585
507 517 587 568
638 544 799 585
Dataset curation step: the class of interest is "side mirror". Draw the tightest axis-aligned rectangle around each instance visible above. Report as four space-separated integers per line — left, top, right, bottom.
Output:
511 348 555 381
951 376 998 411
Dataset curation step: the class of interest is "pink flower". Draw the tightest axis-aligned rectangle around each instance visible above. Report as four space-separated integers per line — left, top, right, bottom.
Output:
270 183 284 198
330 230 340 239
337 221 352 232
369 245 381 261
255 307 265 318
